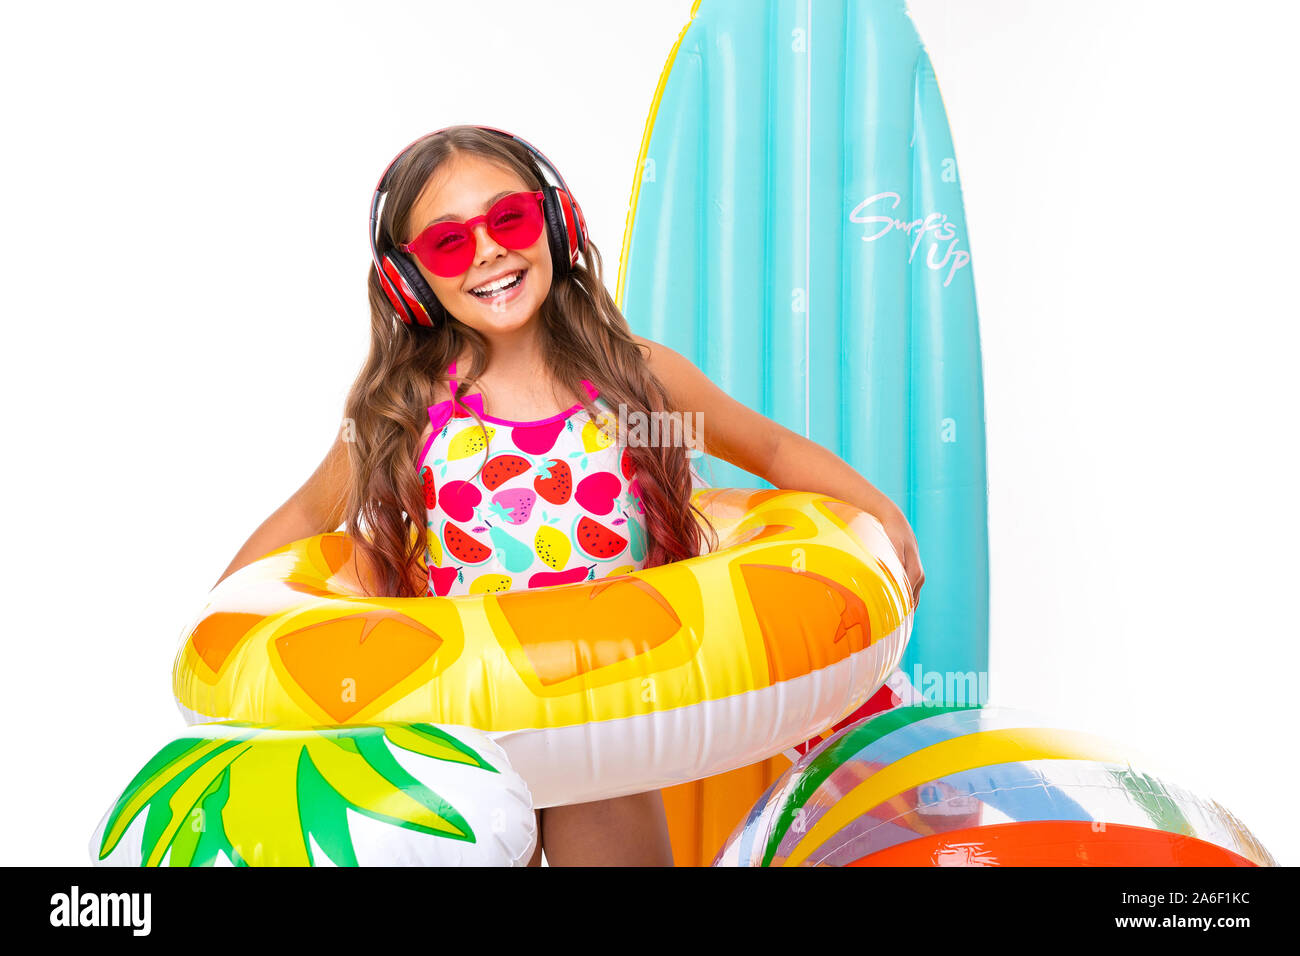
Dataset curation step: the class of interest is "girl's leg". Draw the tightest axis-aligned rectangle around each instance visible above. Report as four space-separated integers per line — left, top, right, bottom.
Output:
541 790 674 866
525 810 544 866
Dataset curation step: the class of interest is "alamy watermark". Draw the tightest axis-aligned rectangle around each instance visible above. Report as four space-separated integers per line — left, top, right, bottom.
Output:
49 886 151 936
610 404 704 458
908 665 990 707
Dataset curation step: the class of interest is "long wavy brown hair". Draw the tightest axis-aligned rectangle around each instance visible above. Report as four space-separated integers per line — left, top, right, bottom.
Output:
341 126 716 598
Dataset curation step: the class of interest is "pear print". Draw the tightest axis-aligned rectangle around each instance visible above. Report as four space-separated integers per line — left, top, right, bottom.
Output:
625 507 647 563
428 565 462 596
512 419 566 455
487 525 535 574
528 566 594 588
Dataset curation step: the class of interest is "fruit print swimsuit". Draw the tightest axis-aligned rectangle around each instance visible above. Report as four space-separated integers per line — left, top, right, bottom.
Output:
418 362 649 597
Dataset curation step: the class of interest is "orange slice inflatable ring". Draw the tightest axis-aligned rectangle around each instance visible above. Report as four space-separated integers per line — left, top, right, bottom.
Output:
173 488 914 808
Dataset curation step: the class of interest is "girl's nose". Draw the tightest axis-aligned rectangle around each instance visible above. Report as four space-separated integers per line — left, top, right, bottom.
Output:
471 223 505 261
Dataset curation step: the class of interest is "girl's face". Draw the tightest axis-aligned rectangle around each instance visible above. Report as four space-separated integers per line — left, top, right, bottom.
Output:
404 153 553 338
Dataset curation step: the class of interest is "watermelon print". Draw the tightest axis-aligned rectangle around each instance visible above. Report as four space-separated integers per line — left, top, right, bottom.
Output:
442 522 492 565
481 454 531 491
573 515 629 560
419 386 652 597
420 465 437 510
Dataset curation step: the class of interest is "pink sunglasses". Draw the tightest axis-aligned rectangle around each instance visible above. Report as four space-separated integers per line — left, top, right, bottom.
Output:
400 190 546 278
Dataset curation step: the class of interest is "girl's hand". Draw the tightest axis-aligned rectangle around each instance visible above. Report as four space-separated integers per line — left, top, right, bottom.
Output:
874 502 925 607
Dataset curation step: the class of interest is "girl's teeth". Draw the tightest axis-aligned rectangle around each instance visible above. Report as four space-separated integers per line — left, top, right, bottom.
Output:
472 271 523 296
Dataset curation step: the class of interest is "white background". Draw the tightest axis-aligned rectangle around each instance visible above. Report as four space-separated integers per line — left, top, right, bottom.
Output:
1 0 1295 867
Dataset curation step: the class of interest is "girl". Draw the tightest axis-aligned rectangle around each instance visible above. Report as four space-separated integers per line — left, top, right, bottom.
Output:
215 125 925 867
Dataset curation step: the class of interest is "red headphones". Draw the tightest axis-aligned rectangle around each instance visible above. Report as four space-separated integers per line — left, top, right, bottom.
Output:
369 125 589 327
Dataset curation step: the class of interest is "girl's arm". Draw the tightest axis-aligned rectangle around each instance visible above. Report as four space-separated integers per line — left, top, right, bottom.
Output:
637 336 925 603
212 430 350 589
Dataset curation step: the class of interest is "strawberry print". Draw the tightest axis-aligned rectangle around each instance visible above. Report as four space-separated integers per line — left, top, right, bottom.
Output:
533 459 572 505
490 488 536 525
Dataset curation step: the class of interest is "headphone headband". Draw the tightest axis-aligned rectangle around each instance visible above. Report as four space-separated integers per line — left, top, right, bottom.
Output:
368 125 588 327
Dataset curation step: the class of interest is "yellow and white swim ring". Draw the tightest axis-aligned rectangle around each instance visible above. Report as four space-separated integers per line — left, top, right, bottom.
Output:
173 487 914 807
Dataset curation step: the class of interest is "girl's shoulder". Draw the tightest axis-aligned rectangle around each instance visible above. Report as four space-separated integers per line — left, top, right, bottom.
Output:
631 335 694 396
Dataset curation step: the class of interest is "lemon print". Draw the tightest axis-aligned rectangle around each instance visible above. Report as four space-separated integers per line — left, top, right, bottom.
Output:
447 425 495 460
581 415 616 452
534 524 571 570
469 574 513 594
426 522 443 566
610 564 635 577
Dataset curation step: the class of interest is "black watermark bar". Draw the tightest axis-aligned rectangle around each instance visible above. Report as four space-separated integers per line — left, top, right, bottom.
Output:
3 865 1285 942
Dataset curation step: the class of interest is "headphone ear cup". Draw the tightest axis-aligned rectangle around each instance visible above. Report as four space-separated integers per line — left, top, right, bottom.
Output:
381 252 445 326
558 189 588 259
377 256 418 325
540 185 574 280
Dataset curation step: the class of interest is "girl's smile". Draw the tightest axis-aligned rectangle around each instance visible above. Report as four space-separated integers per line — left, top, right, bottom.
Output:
466 266 528 306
